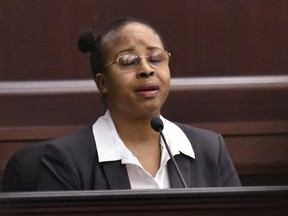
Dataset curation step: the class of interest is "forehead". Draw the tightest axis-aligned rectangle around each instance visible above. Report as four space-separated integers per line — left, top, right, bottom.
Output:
103 23 164 53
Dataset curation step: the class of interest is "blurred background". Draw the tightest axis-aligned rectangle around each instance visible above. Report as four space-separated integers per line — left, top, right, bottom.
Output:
1 0 287 80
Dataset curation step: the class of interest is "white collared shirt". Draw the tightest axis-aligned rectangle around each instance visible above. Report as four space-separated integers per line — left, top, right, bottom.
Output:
92 111 195 189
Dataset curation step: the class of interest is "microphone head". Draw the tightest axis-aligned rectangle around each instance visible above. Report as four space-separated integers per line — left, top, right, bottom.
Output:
150 117 164 132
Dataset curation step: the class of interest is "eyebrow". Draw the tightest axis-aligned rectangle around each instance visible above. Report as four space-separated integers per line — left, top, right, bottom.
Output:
116 47 163 56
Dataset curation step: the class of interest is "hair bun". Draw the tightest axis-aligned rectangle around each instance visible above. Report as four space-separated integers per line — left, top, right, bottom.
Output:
77 27 95 53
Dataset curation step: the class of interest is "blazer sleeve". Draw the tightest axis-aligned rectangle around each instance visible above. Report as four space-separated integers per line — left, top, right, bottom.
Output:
217 134 241 186
38 143 82 191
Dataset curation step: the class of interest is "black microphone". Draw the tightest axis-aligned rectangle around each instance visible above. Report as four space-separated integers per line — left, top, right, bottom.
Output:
151 117 188 188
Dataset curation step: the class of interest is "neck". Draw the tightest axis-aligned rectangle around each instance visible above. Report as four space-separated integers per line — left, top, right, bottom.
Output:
109 110 162 176
110 111 160 146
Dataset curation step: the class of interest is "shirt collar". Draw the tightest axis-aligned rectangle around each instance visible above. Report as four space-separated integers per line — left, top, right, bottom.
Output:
92 111 195 163
160 116 195 159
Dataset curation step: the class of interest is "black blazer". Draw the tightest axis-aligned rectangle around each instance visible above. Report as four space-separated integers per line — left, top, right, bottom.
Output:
36 123 241 191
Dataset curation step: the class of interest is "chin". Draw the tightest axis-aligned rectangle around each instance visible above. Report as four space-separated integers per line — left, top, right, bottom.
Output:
142 107 161 117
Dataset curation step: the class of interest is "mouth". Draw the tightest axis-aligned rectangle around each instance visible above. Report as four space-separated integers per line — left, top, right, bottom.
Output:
135 83 160 97
136 84 160 92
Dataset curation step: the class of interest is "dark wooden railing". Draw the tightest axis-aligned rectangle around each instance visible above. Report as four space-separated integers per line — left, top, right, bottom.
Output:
1 186 288 215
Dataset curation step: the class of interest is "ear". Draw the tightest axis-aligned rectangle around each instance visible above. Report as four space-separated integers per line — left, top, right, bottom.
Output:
95 73 108 95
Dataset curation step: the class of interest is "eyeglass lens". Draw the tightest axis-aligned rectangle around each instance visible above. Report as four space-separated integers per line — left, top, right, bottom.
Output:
117 51 170 68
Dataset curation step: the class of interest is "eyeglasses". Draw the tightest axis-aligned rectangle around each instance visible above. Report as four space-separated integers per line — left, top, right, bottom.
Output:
104 50 171 70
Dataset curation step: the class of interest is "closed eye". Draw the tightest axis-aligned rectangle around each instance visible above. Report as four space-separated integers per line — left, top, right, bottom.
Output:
148 53 164 64
118 55 140 66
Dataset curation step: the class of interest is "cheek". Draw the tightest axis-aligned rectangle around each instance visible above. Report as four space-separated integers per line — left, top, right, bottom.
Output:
161 69 171 99
106 73 132 95
159 67 171 86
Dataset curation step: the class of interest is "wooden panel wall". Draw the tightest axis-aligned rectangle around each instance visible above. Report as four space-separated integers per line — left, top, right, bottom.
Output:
0 0 288 80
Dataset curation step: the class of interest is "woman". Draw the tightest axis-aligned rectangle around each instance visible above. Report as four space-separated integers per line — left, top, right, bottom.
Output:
37 17 241 190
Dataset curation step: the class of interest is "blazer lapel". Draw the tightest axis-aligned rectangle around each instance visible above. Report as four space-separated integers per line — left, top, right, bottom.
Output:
168 154 191 188
101 161 131 189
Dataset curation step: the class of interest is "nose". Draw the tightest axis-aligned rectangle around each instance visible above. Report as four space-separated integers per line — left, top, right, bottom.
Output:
137 71 154 78
136 58 155 78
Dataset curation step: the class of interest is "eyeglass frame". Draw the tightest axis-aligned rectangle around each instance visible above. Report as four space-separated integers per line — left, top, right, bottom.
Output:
103 50 171 70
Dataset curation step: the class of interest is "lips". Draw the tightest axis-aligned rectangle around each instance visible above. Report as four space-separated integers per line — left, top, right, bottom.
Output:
135 83 160 92
135 83 160 97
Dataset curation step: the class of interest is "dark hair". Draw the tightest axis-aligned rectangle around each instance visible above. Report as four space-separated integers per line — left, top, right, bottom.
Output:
77 17 166 77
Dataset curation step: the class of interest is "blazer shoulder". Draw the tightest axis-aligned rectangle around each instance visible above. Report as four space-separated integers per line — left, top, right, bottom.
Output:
175 123 223 157
43 126 97 164
50 126 95 149
175 123 241 187
175 123 220 142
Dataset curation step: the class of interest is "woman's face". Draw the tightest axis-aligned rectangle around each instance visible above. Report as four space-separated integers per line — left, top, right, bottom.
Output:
97 22 170 119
